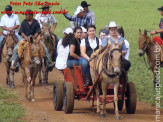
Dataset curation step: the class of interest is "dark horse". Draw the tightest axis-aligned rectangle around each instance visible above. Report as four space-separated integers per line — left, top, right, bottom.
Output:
138 29 163 87
38 21 56 85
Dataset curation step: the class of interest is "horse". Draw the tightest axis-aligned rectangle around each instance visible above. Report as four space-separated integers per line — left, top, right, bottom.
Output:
89 41 123 119
38 21 56 85
138 29 163 87
19 35 45 101
2 31 18 88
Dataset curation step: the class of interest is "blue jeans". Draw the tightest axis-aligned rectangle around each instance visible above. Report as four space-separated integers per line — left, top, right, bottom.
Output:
12 40 53 67
67 58 90 76
0 33 22 48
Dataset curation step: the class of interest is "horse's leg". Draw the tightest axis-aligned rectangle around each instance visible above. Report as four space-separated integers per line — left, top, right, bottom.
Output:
114 82 120 120
42 63 46 84
5 63 10 87
25 67 31 100
96 84 101 114
38 69 42 84
10 70 15 88
101 82 107 118
31 71 38 102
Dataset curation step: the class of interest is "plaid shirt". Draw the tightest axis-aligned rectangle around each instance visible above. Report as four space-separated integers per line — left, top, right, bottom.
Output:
64 14 92 28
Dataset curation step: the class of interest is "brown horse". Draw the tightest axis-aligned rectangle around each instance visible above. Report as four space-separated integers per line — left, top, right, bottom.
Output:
2 31 18 88
38 21 56 84
19 36 45 101
89 41 123 119
138 29 163 86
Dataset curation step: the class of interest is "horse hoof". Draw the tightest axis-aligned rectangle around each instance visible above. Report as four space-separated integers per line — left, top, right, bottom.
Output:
116 116 120 120
42 82 48 86
11 84 15 89
31 99 35 102
7 85 10 88
97 112 100 116
101 114 105 118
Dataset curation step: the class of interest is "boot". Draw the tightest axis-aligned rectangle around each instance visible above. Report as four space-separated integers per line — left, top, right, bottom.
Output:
47 61 55 72
83 75 91 87
10 60 19 72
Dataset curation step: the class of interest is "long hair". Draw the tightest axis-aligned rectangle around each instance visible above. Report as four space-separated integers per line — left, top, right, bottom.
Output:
117 26 124 38
62 33 73 48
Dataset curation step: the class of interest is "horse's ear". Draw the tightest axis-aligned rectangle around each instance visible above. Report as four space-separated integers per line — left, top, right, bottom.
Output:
139 29 142 36
117 40 123 48
144 30 147 36
107 40 112 48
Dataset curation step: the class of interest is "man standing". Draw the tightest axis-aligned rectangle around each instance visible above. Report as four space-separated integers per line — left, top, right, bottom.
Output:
63 6 92 29
70 1 96 29
151 6 163 39
0 5 21 62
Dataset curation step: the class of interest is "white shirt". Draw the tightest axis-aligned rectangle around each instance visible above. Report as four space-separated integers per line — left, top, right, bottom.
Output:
35 13 57 28
55 39 69 70
0 14 20 34
124 39 130 60
80 37 101 49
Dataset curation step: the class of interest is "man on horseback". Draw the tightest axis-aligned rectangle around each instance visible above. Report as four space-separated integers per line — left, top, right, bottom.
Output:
150 6 163 62
10 9 55 71
0 5 21 62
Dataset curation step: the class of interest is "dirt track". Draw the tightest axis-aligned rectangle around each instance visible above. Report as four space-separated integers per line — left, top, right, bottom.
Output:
0 63 162 122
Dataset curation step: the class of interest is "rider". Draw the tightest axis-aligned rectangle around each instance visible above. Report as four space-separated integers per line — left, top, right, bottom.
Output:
10 9 55 71
35 3 58 61
102 21 131 72
150 6 163 62
0 5 22 62
151 6 163 40
80 25 101 86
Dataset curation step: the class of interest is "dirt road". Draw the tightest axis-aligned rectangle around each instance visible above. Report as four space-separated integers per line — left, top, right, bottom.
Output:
0 63 162 122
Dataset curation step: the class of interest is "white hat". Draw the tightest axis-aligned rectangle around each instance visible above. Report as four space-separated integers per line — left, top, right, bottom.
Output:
63 27 73 34
74 6 84 15
108 21 117 28
80 26 87 33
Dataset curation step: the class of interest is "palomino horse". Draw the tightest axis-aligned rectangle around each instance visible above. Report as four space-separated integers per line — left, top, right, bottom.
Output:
19 36 45 101
89 41 123 119
38 21 56 84
138 29 163 87
2 31 18 88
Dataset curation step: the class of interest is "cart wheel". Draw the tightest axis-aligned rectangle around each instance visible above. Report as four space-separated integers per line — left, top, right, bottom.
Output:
113 99 124 111
63 82 74 114
53 81 64 111
125 82 137 114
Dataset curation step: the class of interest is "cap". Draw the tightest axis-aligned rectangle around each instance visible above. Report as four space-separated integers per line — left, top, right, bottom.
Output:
74 6 84 15
63 27 73 34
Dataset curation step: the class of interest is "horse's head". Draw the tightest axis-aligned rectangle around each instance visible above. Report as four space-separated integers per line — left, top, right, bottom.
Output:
29 36 44 67
40 21 52 41
138 29 151 57
5 32 16 57
105 41 123 76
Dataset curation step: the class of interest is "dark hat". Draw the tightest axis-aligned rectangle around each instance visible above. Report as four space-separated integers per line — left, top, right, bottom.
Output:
5 5 12 11
81 1 91 8
23 9 34 15
158 6 163 11
39 3 50 9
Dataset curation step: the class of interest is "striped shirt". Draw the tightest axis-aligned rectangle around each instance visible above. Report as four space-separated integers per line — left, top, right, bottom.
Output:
64 14 92 28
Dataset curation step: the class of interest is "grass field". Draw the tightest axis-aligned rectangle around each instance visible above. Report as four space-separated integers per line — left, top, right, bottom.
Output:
0 0 163 120
0 85 24 121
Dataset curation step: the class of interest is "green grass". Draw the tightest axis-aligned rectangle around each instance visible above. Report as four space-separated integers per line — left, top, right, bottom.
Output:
0 85 24 122
0 0 162 115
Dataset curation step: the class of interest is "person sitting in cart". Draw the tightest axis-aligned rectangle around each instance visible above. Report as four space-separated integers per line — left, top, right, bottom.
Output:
55 27 73 70
80 25 102 86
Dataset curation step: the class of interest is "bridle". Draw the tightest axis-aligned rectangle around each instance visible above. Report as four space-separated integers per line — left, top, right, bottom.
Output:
102 48 122 78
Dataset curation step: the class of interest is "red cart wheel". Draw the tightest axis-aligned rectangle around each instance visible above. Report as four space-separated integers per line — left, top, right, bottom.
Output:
125 82 137 114
63 82 74 114
53 81 64 111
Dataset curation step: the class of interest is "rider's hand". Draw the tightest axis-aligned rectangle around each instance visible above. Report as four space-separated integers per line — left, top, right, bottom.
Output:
8 27 14 31
151 31 156 35
25 37 30 41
